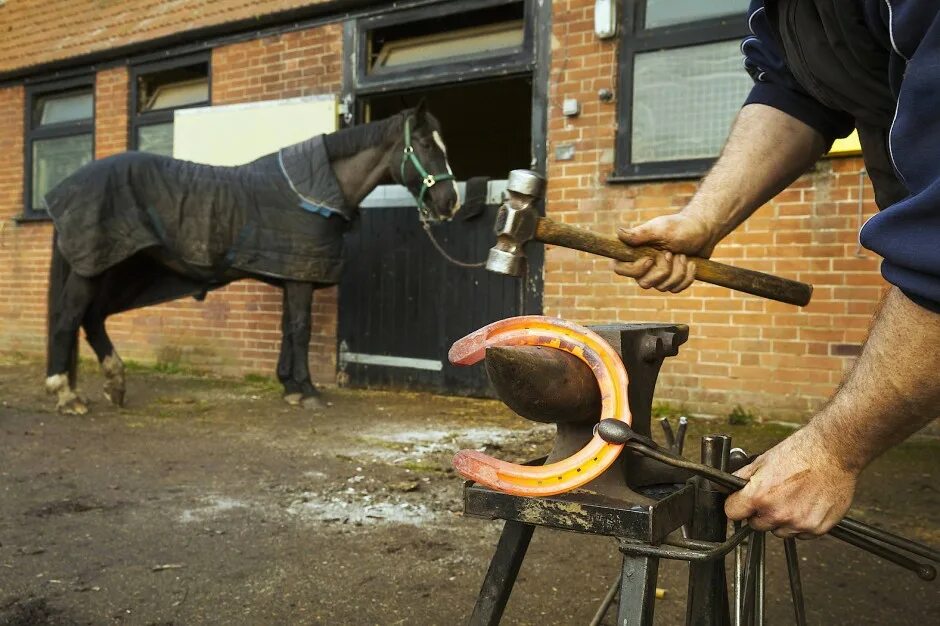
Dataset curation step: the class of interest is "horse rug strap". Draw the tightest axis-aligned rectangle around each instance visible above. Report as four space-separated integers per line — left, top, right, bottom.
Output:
45 143 350 285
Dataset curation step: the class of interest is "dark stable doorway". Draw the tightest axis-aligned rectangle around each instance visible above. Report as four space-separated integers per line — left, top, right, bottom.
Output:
367 77 532 179
338 76 537 396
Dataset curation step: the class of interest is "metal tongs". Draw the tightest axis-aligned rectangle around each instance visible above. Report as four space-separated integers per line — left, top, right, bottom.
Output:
596 419 939 582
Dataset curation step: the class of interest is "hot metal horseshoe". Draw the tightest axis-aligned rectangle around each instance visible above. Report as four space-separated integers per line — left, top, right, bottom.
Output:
448 315 631 497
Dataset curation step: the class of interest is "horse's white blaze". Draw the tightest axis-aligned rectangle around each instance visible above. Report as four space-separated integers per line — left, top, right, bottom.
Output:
433 130 461 215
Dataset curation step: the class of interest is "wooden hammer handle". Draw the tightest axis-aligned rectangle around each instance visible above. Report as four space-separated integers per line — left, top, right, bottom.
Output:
535 218 813 307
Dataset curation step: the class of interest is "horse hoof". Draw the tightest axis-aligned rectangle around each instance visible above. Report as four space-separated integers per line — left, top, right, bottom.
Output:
58 394 89 416
103 387 125 407
283 393 303 406
103 380 125 407
301 395 325 410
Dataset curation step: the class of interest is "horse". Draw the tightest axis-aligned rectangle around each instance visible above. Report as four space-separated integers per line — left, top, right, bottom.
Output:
43 103 460 415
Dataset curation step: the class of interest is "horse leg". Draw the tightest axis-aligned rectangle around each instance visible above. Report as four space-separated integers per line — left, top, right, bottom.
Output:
278 287 302 405
82 305 125 407
46 272 97 415
281 281 324 410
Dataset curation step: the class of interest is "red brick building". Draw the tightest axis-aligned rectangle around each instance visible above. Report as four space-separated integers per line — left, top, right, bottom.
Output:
0 0 885 419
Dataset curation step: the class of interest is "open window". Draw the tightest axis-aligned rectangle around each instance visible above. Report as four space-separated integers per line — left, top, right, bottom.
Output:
612 0 751 181
130 54 210 156
347 0 538 181
366 78 531 181
23 76 95 219
351 0 532 94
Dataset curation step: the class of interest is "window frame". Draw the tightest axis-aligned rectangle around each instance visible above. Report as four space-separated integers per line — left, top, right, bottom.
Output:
351 0 534 96
611 1 750 183
22 75 96 221
128 52 211 154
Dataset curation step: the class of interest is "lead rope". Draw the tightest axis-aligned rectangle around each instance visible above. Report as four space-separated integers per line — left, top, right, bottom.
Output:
419 217 487 269
400 115 487 269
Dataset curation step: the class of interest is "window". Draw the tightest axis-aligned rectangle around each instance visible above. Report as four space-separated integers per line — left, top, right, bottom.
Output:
613 0 751 181
352 0 532 94
130 54 210 156
24 77 95 219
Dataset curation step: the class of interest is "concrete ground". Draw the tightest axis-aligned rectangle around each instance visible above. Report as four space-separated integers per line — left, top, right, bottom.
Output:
0 358 937 625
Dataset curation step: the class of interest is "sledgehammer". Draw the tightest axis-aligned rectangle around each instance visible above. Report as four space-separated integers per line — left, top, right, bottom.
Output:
486 170 813 307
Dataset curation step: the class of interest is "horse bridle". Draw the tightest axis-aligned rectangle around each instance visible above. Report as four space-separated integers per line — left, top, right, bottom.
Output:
399 115 486 269
399 115 455 223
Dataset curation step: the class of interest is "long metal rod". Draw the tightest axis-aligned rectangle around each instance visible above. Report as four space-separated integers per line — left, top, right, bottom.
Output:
618 439 938 580
740 532 764 625
589 574 621 626
660 417 675 450
618 525 752 562
828 526 936 581
734 523 744 626
756 532 765 626
783 538 807 626
676 416 688 455
838 517 940 562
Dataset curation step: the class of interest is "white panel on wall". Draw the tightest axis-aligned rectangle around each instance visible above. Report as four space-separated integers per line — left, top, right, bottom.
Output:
173 95 337 166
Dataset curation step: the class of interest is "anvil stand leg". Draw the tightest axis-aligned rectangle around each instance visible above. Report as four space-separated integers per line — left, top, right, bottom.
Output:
685 435 732 626
615 553 660 626
469 520 535 626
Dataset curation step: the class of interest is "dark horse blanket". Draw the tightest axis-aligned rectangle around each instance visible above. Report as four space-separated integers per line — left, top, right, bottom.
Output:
45 135 351 284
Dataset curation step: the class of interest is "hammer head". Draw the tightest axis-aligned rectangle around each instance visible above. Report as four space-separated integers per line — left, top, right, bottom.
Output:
485 170 547 277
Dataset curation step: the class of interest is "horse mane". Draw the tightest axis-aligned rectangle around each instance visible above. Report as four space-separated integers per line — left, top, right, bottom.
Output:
323 108 443 160
323 112 403 159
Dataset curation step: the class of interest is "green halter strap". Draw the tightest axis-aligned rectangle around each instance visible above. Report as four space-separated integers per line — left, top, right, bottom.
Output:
400 116 455 222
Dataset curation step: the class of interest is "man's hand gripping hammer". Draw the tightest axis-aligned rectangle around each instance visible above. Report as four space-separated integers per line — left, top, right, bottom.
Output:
487 170 814 307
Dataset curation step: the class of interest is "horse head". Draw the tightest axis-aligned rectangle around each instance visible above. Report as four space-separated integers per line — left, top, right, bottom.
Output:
393 101 461 222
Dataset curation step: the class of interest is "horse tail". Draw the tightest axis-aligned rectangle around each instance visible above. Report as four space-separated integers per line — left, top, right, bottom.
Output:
47 229 78 386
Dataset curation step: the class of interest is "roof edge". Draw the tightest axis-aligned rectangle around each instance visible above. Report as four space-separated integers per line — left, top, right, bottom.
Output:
0 0 399 85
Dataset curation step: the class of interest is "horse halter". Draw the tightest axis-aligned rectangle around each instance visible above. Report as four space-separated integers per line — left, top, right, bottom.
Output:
400 115 455 223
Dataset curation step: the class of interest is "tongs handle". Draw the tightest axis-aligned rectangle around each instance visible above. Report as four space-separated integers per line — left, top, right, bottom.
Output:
596 419 939 580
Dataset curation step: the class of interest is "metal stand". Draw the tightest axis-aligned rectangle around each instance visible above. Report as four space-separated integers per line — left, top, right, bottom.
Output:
462 318 937 624
462 323 782 625
469 520 534 626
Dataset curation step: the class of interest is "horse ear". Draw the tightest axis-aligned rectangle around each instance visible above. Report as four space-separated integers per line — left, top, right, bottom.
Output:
414 99 428 126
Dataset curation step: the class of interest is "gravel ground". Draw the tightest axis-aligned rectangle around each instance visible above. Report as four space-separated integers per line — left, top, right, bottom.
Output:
0 358 937 625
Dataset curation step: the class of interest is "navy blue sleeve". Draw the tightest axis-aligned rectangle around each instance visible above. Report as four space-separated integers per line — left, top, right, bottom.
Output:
859 2 940 313
741 1 855 143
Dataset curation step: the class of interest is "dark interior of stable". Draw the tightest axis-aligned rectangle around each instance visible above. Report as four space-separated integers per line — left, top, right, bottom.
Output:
366 76 533 180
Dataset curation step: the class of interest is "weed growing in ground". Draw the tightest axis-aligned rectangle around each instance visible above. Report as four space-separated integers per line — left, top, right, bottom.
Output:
727 405 758 426
652 402 686 419
242 373 281 392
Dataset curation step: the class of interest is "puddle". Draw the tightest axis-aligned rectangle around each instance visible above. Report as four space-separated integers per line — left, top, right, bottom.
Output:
286 492 435 526
357 424 554 463
179 496 250 523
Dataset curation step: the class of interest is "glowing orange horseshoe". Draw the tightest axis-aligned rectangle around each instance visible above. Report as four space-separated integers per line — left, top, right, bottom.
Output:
448 315 631 497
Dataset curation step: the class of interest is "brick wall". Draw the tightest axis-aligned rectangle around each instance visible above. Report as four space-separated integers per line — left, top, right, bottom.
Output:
0 85 51 359
0 23 344 386
0 0 334 73
544 1 885 420
0 1 891 420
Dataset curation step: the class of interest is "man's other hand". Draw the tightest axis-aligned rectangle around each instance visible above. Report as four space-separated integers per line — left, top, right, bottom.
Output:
614 212 718 293
724 428 858 538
